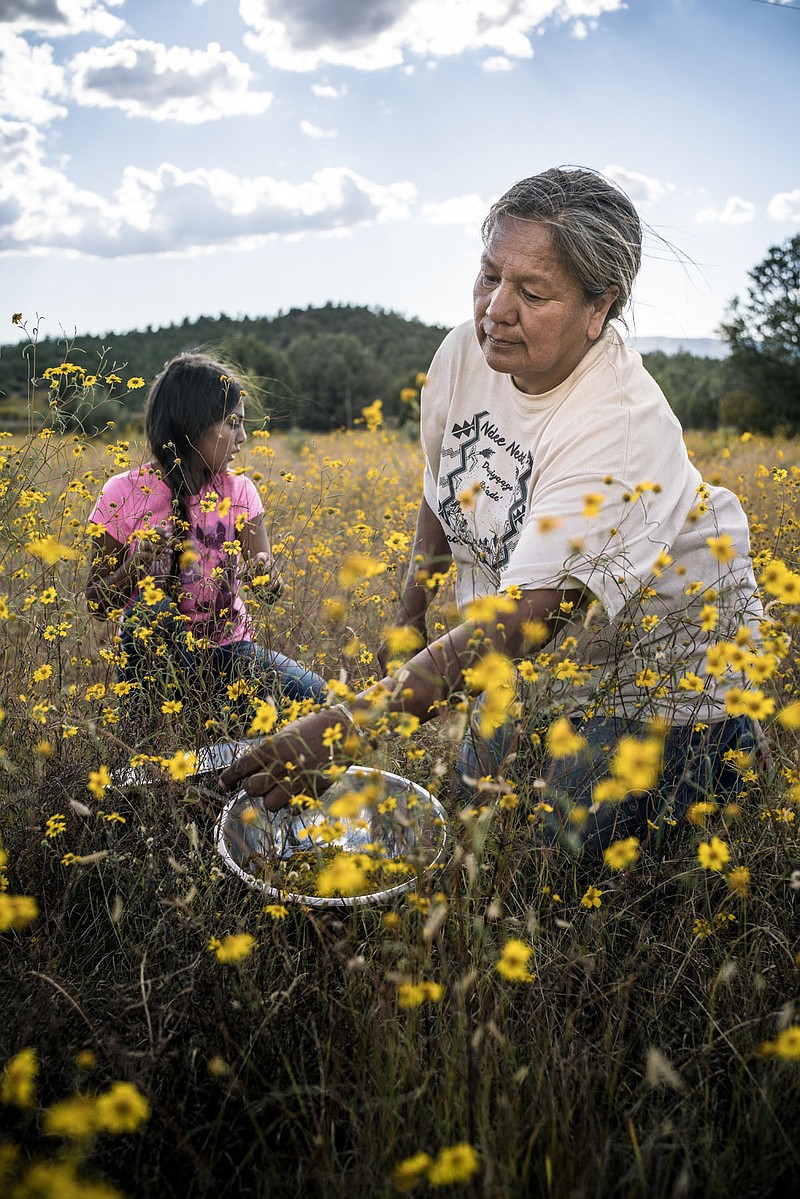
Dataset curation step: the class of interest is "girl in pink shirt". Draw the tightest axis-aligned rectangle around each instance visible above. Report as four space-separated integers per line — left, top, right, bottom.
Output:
86 352 325 718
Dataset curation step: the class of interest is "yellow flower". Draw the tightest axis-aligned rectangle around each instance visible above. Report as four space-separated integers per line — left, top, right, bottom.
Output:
686 801 717 826
383 625 425 658
43 1094 98 1139
126 377 145 389
361 398 383 431
321 722 344 750
635 668 658 688
45 813 67 838
546 717 586 760
581 885 603 909
394 1152 433 1192
611 736 662 792
397 980 444 1009
95 1081 150 1133
582 492 604 518
1 1047 38 1108
316 853 369 897
212 933 257 964
760 1027 800 1059
495 938 535 982
338 552 386 588
778 701 800 730
603 837 641 870
726 866 750 898
706 533 736 563
464 593 518 623
265 904 288 920
26 535 78 565
0 894 39 931
162 750 197 781
248 700 278 736
427 1143 481 1187
161 699 183 714
697 836 730 872
87 765 111 800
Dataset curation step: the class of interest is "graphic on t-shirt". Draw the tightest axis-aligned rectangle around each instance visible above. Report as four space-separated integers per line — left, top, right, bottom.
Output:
438 411 533 577
181 519 236 629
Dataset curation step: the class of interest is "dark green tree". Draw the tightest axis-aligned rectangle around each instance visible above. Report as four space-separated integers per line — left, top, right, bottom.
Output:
719 233 800 434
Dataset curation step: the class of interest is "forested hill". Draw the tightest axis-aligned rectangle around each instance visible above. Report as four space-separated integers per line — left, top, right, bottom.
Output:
0 304 449 432
0 303 732 433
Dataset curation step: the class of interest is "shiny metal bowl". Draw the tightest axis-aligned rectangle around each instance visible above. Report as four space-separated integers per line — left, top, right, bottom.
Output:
115 737 266 786
215 765 449 908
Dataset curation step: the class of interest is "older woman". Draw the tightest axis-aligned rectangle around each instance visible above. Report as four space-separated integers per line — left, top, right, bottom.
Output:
222 167 762 859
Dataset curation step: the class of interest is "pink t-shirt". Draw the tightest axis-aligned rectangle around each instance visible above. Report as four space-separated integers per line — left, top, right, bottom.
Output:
88 465 265 645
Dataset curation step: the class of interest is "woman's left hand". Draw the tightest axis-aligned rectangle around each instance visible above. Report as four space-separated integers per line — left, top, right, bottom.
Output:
219 709 353 811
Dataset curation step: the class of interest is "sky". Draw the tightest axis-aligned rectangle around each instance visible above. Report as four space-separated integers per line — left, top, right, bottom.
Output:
1 0 798 348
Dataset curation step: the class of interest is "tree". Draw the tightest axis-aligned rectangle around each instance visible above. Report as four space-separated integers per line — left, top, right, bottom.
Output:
719 233 800 434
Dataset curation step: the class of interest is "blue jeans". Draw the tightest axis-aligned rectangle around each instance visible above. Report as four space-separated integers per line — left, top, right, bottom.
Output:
457 701 754 861
118 598 327 711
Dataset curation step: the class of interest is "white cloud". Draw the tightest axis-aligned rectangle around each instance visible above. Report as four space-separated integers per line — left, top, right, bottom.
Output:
300 118 337 138
481 55 513 72
0 31 67 123
571 19 588 39
602 164 667 205
767 188 800 221
0 136 417 256
239 0 624 71
421 193 490 228
695 196 756 225
0 0 125 38
68 39 273 123
311 82 347 98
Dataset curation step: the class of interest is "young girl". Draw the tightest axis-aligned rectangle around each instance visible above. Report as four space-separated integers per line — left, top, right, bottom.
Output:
86 352 326 719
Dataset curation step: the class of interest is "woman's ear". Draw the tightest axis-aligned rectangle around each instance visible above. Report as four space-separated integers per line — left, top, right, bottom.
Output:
588 285 620 340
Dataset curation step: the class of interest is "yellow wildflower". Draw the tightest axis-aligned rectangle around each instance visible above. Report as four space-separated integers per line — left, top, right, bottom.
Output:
697 836 730 872
495 938 535 982
1 1047 38 1108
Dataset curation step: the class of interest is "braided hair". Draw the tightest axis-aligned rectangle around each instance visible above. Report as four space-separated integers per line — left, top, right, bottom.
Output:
144 352 243 599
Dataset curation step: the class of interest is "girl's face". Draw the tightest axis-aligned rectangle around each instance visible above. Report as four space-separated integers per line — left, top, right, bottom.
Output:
196 398 247 476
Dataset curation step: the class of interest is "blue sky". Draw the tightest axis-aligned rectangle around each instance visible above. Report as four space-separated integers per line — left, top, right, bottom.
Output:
1 0 798 344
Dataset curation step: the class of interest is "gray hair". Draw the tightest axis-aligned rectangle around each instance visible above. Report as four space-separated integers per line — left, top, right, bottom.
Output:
482 167 642 328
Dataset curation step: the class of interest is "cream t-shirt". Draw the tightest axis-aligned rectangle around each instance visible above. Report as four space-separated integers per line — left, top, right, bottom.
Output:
421 322 762 724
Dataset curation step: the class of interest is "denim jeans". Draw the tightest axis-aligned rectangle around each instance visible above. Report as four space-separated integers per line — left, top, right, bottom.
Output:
117 598 327 712
456 700 754 861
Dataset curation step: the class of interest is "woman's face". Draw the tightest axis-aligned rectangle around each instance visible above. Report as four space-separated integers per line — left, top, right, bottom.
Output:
196 398 247 476
473 217 619 395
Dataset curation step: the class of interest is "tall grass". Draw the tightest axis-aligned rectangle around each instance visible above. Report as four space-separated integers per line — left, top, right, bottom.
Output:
1 375 799 1197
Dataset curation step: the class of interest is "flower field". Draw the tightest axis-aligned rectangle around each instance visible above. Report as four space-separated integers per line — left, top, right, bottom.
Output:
1 393 799 1198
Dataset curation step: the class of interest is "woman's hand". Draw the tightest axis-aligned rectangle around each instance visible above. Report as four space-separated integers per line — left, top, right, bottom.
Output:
219 708 353 811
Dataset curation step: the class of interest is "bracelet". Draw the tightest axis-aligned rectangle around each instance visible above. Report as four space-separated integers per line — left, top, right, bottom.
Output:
329 702 368 740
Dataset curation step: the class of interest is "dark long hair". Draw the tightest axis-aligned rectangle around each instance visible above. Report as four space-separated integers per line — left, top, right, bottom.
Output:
143 352 242 593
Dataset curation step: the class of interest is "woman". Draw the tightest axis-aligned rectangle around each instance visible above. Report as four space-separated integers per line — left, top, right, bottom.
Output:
221 167 762 859
86 352 326 719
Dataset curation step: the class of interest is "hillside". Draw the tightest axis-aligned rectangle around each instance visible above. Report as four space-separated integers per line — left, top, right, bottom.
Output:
0 306 732 432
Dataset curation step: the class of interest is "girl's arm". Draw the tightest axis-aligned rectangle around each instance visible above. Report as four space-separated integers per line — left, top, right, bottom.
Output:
239 512 282 601
85 530 170 618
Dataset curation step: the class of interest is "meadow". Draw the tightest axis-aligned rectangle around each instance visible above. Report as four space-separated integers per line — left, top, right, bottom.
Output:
0 376 799 1198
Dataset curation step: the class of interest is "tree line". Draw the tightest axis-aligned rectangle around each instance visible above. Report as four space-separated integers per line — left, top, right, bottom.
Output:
1 235 797 435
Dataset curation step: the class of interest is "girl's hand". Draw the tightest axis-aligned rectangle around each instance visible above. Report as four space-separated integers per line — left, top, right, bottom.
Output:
244 550 283 603
219 709 351 811
128 532 173 581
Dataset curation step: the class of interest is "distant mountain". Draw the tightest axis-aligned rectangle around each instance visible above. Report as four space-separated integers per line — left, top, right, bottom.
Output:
630 336 729 360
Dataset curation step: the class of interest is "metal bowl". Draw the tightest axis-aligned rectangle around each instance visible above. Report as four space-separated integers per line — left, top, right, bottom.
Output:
215 765 449 908
115 737 266 786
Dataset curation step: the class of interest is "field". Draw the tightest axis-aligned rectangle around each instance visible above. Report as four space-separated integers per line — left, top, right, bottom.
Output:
1 400 799 1199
